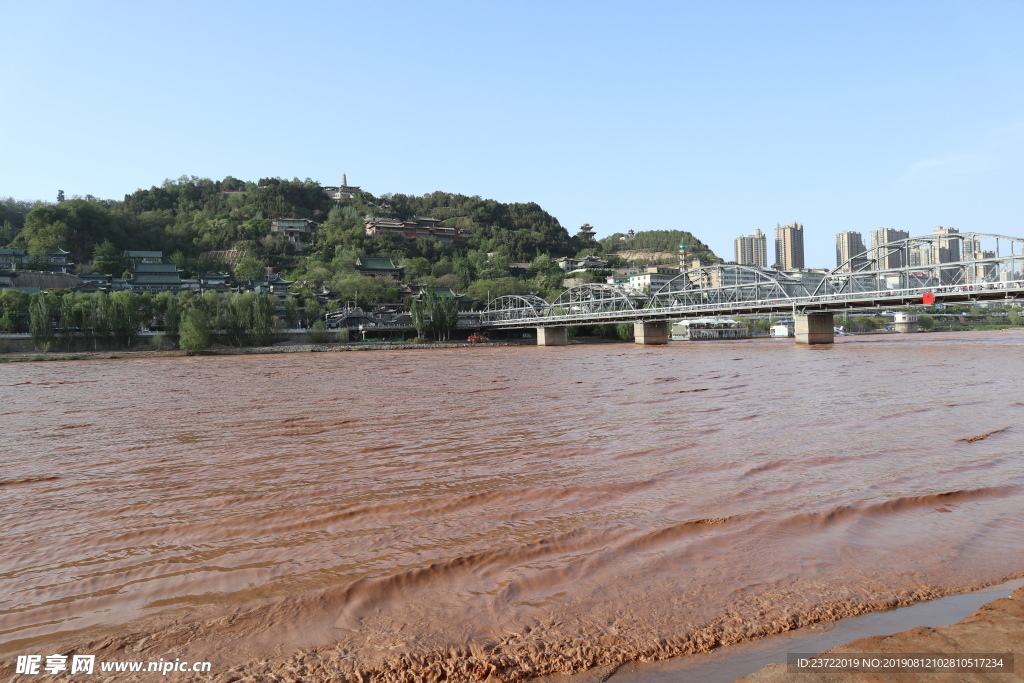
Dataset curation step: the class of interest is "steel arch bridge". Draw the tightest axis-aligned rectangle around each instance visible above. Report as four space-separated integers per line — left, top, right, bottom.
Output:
647 264 801 310
480 294 550 324
474 232 1024 330
549 283 639 316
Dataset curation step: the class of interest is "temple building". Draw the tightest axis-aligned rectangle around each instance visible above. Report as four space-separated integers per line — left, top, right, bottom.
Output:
271 218 316 247
365 216 463 244
323 174 362 200
354 256 404 281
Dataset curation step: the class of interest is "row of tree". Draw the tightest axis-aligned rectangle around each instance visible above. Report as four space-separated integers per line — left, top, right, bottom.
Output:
22 289 286 352
410 290 459 340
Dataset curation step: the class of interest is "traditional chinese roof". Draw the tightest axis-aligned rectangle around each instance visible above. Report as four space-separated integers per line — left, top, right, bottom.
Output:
132 274 182 285
355 256 402 271
133 263 179 274
2 271 83 291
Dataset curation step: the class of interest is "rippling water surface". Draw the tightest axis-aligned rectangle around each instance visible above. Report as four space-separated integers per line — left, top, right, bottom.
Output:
2 332 1023 680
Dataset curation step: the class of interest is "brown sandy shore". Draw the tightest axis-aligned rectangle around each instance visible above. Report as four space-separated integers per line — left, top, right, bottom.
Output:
4 586 1021 682
736 585 1024 683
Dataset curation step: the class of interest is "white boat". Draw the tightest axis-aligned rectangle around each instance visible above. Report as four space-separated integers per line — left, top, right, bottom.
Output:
671 318 748 341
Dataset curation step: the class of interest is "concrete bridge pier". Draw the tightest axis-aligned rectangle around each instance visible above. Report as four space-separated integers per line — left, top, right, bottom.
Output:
536 326 568 346
634 321 669 345
795 313 835 345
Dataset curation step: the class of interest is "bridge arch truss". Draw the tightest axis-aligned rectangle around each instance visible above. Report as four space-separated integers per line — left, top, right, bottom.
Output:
549 283 638 316
480 294 550 324
647 264 801 310
814 232 1024 297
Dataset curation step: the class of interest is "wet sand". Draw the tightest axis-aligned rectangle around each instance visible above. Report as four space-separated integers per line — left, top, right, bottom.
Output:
738 582 1024 682
2 331 1023 681
604 578 1024 682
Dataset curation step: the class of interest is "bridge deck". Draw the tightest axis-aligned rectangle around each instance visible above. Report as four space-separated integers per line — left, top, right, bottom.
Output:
480 283 1024 329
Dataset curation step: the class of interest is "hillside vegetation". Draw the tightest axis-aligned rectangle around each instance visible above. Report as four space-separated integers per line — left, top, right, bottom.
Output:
600 230 718 264
2 176 720 304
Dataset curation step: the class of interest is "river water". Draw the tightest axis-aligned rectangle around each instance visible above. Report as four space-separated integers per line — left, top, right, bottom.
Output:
2 332 1023 681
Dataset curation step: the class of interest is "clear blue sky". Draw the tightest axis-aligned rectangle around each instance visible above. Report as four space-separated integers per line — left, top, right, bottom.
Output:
3 0 1022 268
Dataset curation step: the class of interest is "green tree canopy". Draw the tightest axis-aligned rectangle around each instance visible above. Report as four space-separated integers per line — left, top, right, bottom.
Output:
179 309 210 354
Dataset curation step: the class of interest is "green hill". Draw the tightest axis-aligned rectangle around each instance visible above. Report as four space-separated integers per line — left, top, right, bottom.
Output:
3 176 718 303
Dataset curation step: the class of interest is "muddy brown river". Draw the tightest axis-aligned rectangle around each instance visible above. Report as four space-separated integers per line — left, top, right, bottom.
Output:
2 331 1023 681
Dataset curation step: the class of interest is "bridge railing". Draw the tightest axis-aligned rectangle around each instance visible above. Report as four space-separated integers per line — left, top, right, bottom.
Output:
478 279 1024 327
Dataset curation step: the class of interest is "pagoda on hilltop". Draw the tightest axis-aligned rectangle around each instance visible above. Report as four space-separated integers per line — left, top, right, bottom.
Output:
577 223 596 241
323 173 362 200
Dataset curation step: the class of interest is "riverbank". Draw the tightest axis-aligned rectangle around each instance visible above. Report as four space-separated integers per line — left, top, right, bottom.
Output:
737 583 1024 682
599 578 1024 682
0 338 535 362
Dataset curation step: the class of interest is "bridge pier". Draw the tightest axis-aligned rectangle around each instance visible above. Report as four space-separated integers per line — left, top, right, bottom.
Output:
634 321 669 345
536 326 568 346
795 313 834 345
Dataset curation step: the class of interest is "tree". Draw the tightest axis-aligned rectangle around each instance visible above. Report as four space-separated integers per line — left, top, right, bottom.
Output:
109 291 145 348
226 292 255 345
178 310 210 354
0 289 29 321
234 255 264 281
409 289 460 341
58 292 81 350
307 319 331 343
152 290 180 332
87 291 113 350
432 293 459 341
91 239 121 274
29 292 54 351
410 296 429 339
303 298 322 328
0 219 17 245
0 310 17 332
252 293 276 345
282 296 300 329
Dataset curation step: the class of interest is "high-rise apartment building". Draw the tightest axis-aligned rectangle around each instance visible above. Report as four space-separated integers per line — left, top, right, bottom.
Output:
774 223 804 270
931 226 962 284
932 226 961 263
870 228 910 269
908 244 933 268
734 229 768 268
835 231 866 271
